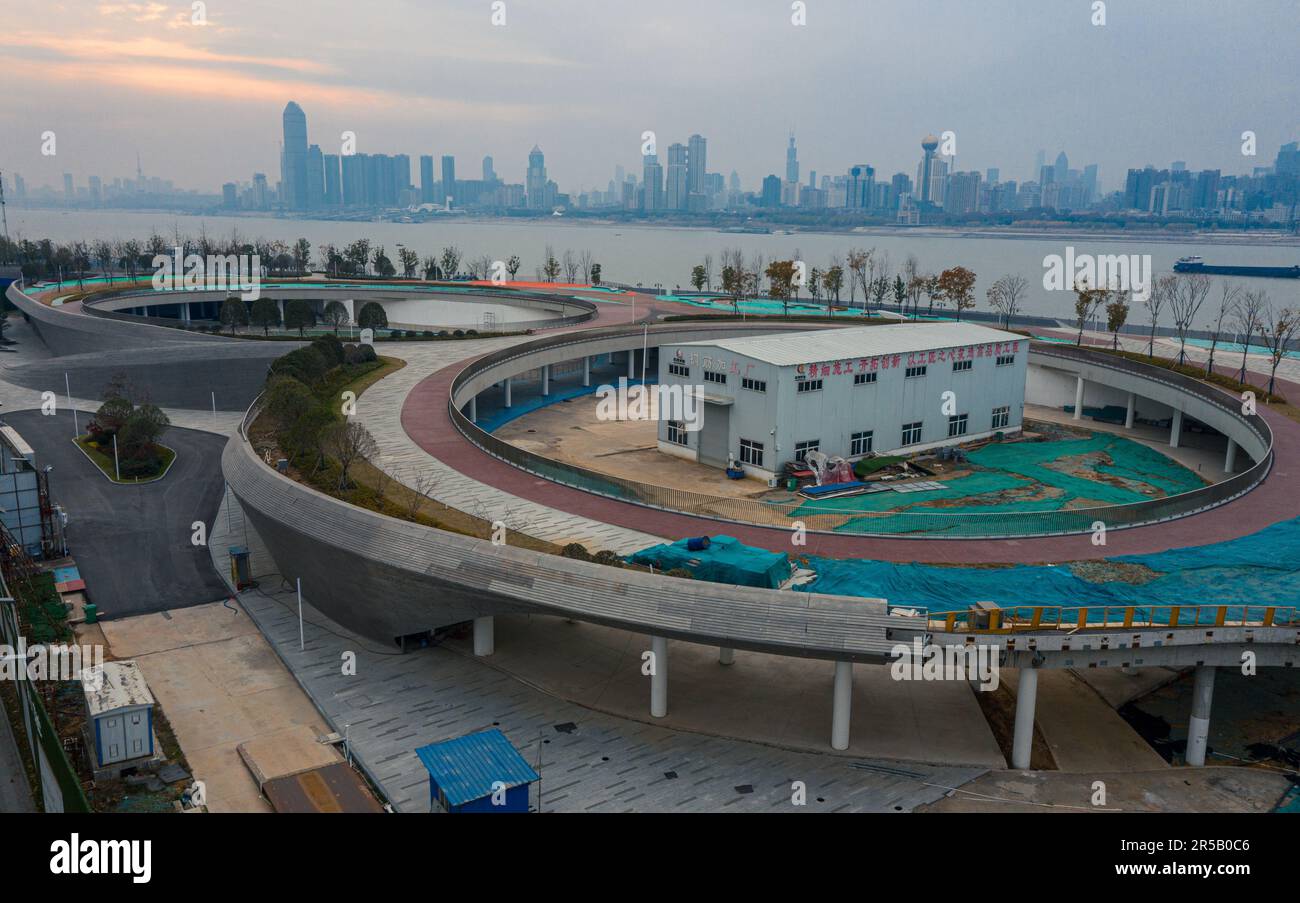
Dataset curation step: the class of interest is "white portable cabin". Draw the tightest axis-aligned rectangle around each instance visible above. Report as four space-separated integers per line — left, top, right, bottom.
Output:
82 660 156 768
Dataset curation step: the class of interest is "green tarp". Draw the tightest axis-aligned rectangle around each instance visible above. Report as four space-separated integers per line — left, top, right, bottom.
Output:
627 535 791 589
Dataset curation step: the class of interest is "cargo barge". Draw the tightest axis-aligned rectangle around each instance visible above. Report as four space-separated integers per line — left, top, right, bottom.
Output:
1173 256 1300 278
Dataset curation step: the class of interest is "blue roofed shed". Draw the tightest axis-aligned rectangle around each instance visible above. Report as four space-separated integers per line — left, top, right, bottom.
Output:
415 729 539 813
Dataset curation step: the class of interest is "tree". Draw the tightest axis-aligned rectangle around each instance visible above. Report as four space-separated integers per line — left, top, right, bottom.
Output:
1230 290 1267 383
985 274 1027 329
721 265 743 314
1143 274 1175 358
892 275 906 308
93 240 116 284
1260 301 1299 396
320 300 349 334
822 265 844 305
935 267 977 320
690 265 707 292
324 420 378 490
118 403 170 462
250 297 282 336
506 255 521 279
422 256 440 280
344 239 371 275
1106 291 1131 350
1168 272 1212 365
1072 279 1110 346
356 301 388 330
283 298 315 337
562 249 580 283
1204 283 1242 377
440 246 463 279
371 246 395 277
396 245 419 279
264 375 313 431
542 247 561 283
590 263 602 285
808 267 823 308
292 238 311 275
93 396 134 437
846 249 870 306
219 295 248 333
765 260 797 317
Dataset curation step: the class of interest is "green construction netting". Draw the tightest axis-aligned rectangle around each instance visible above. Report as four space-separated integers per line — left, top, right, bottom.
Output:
627 534 792 589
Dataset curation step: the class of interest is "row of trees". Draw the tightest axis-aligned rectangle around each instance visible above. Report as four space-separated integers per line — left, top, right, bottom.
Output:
215 297 389 336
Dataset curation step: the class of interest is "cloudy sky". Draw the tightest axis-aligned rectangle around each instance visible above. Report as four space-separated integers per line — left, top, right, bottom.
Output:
1 0 1296 195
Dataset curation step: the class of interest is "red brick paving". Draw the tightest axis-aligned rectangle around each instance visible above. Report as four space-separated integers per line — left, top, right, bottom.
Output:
401 312 1300 564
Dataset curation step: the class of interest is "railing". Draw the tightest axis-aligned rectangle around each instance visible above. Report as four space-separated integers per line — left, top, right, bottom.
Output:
930 604 1299 633
448 328 1275 539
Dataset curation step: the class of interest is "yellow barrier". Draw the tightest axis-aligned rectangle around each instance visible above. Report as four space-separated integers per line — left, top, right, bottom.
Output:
929 605 1298 634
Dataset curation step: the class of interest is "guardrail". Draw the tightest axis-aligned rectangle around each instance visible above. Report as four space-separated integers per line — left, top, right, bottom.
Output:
931 603 1299 633
448 329 1275 539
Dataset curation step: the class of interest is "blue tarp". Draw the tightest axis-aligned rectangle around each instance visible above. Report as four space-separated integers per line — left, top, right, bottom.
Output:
627 535 791 589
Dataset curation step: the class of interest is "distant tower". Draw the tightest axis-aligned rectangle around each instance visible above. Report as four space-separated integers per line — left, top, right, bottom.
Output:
687 134 707 197
281 102 309 210
1054 151 1069 184
526 145 547 208
785 133 799 185
919 134 940 204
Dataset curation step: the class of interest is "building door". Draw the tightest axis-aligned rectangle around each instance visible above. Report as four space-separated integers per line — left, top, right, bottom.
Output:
697 403 731 468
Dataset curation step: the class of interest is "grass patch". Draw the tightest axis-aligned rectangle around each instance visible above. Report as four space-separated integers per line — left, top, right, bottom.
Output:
74 436 175 483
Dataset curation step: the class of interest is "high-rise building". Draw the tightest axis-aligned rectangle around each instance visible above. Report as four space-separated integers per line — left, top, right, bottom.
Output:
306 144 324 209
687 134 707 196
221 182 237 208
642 153 663 211
324 154 341 205
281 101 309 210
946 171 982 214
526 145 547 208
761 174 782 207
1033 149 1046 182
666 143 688 210
728 170 740 193
986 168 1000 184
917 135 940 205
845 164 874 210
1054 152 1069 185
1276 142 1300 176
252 172 269 209
441 155 456 205
419 155 435 203
785 133 799 184
483 155 495 182
88 175 102 205
63 173 73 200
342 153 367 206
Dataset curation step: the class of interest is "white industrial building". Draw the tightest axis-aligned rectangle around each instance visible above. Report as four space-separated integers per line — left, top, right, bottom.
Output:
657 322 1029 481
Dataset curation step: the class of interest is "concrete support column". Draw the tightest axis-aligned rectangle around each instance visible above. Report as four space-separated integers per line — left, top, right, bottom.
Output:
627 350 636 379
1224 438 1237 474
468 395 476 423
1124 392 1136 429
650 636 668 717
180 302 191 324
1011 666 1039 769
1073 376 1085 421
1170 409 1184 448
472 616 494 656
718 647 734 666
504 377 512 408
542 365 550 396
583 356 591 387
831 661 853 751
1185 665 1216 767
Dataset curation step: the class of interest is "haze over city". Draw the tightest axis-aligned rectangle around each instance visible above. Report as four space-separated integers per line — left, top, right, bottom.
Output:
2 0 1297 193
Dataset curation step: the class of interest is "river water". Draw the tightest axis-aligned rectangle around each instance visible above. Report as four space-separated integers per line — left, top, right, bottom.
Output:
9 208 1299 323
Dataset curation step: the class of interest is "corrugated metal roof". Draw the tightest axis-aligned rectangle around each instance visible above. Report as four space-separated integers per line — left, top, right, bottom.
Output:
415 729 539 807
675 322 1024 367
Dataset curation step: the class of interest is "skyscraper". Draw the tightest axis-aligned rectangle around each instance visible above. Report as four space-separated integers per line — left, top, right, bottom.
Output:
306 144 324 209
761 174 782 207
281 101 309 210
527 145 547 208
483 155 495 182
419 155 435 203
785 133 799 184
1054 152 1069 185
441 155 456 205
642 153 663 211
846 165 874 210
918 135 940 205
666 143 688 210
324 154 341 205
687 134 707 196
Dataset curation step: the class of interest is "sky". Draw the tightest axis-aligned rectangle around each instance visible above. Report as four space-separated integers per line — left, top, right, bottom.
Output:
1 0 1297 195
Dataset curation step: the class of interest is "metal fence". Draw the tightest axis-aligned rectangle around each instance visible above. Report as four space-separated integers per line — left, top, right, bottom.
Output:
448 330 1274 539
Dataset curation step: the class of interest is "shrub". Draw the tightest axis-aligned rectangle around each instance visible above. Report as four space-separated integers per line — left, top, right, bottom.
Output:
664 568 694 580
357 344 377 363
312 333 345 367
422 330 434 338
356 301 388 329
453 329 465 337
592 550 624 568
264 375 313 429
560 543 592 561
466 328 478 336
271 346 329 387
404 330 417 339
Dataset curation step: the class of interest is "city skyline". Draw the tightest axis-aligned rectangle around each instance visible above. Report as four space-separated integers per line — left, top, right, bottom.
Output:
1 0 1296 196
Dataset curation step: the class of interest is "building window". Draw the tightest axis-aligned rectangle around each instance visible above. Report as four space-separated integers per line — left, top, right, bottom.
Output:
901 421 923 445
992 406 1010 430
796 378 824 393
948 414 969 438
668 362 689 378
741 376 767 392
854 372 877 385
794 440 820 462
996 354 1015 367
850 431 874 456
905 365 927 379
739 438 764 467
704 370 727 384
952 359 972 373
666 420 688 446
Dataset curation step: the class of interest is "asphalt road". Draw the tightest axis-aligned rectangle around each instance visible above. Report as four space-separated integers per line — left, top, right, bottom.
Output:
5 409 231 619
